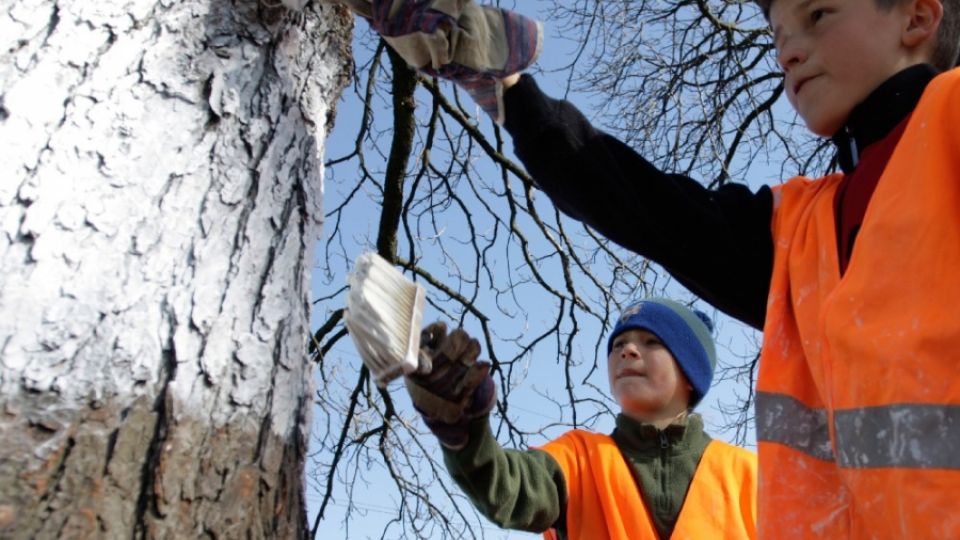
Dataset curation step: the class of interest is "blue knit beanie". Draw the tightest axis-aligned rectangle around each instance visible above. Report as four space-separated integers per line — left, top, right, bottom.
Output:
606 298 717 407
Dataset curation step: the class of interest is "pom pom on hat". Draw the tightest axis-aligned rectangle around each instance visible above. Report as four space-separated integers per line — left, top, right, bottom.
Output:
692 309 714 333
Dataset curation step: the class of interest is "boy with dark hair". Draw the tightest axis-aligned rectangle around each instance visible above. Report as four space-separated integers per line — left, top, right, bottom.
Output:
404 299 756 540
492 0 960 537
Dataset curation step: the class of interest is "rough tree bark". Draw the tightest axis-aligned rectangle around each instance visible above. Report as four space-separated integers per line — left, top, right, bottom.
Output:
0 0 350 537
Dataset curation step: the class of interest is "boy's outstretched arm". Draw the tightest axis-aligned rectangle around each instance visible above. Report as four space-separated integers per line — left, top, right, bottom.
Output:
407 323 567 533
503 75 775 330
442 418 567 533
334 2 770 327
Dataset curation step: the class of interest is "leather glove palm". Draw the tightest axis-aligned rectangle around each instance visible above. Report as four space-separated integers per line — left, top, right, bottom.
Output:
406 321 496 449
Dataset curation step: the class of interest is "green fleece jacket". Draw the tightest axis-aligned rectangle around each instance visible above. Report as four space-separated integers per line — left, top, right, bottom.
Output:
442 413 712 539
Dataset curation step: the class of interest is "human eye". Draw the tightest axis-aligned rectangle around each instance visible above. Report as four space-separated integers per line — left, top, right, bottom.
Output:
645 336 663 347
808 3 834 25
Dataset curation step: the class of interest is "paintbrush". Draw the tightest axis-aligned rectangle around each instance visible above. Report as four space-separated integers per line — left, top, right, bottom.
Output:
343 252 427 388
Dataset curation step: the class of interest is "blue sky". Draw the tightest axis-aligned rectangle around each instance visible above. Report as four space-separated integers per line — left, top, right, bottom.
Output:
307 3 785 537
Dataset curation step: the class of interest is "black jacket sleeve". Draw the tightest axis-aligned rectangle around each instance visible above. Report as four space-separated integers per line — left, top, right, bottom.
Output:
503 75 774 330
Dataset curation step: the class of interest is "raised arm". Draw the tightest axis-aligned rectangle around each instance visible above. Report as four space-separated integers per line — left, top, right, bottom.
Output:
502 75 774 330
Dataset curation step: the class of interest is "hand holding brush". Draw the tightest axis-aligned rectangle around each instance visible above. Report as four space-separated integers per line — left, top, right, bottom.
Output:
406 322 496 449
343 253 495 449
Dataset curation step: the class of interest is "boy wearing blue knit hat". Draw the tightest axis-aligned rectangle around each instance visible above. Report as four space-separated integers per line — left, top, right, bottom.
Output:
607 298 718 418
404 298 757 539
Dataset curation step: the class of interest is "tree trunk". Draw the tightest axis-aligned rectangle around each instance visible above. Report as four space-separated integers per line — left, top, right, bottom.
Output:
0 1 351 537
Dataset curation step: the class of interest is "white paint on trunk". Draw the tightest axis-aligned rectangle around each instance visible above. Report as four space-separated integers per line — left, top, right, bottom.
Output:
0 0 351 535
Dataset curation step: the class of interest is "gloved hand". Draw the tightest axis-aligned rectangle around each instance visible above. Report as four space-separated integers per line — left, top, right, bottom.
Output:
405 321 496 449
327 0 542 123
317 0 373 17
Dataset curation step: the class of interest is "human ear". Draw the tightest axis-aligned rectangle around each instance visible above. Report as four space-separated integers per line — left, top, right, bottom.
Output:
902 0 943 48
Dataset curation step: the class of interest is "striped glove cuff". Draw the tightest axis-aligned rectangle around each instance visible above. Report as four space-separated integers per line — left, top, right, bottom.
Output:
359 1 543 123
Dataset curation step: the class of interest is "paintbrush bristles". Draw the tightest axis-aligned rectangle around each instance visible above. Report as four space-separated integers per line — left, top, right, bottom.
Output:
344 253 425 387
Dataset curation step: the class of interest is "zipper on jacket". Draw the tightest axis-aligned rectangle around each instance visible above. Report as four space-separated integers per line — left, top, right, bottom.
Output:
659 430 669 510
846 125 860 168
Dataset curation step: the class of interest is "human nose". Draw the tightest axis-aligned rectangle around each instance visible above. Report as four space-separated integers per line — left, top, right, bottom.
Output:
776 32 807 72
620 342 642 358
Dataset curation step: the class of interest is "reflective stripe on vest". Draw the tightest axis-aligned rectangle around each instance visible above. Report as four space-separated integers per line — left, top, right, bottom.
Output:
539 430 756 540
756 392 833 462
760 67 960 539
758 391 960 469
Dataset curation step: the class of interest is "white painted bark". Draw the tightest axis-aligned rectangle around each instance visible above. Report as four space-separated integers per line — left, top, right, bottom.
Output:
0 0 351 537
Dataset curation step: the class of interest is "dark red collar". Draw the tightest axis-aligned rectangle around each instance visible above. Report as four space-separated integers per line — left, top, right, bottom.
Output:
831 64 937 173
829 65 938 274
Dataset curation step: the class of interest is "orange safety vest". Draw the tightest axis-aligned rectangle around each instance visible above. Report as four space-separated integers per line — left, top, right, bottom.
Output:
539 430 756 540
759 67 960 538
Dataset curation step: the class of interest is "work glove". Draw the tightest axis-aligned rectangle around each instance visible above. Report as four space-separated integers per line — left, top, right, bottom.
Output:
326 0 542 123
405 321 496 449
